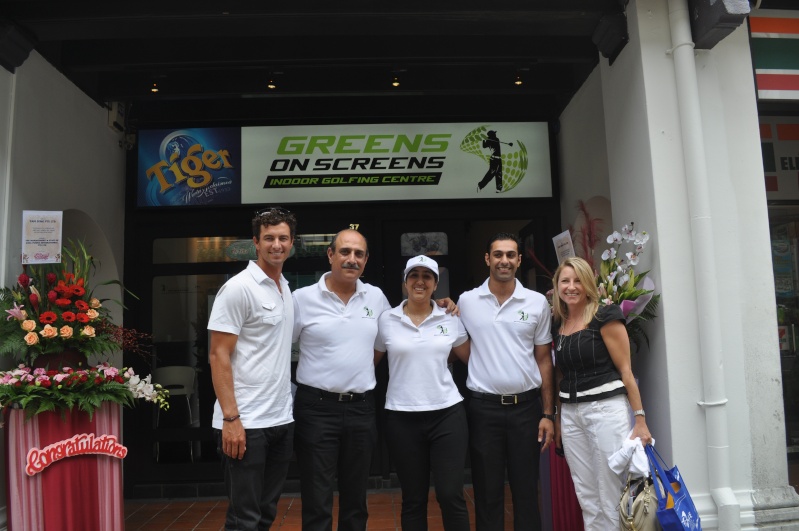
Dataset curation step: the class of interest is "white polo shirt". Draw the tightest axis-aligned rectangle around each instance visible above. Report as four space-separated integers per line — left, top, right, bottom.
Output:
459 278 552 395
293 273 390 393
375 303 468 411
208 261 294 429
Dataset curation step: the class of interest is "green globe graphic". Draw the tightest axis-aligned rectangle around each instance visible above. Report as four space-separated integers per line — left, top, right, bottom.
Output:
460 125 528 193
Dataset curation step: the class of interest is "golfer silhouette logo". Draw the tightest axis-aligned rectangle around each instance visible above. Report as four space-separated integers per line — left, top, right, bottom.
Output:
477 130 512 193
459 125 528 194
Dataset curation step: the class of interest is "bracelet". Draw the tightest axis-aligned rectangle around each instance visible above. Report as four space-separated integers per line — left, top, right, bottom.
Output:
633 409 645 417
223 414 241 422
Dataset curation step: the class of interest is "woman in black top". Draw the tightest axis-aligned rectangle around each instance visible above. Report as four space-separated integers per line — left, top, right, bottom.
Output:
551 256 652 530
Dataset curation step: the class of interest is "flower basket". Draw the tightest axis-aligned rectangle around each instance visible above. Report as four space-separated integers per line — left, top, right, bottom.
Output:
597 223 661 352
0 240 167 417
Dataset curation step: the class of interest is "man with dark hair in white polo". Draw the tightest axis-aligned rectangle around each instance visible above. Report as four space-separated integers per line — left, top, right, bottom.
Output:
291 229 390 531
458 232 555 531
209 207 297 530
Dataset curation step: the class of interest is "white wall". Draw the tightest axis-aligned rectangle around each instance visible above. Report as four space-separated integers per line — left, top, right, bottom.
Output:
0 51 127 530
556 68 615 268
595 0 799 528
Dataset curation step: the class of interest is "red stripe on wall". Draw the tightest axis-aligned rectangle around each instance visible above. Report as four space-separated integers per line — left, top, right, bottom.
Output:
757 73 799 90
760 123 773 139
777 124 799 141
750 17 799 35
765 175 778 192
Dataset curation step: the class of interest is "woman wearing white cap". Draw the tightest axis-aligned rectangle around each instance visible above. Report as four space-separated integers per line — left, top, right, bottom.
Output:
375 255 471 531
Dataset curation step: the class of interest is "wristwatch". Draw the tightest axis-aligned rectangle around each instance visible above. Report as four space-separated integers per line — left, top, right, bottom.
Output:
633 409 646 417
542 413 556 421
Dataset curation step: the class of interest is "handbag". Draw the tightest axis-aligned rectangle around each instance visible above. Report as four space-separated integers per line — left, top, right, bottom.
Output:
619 474 661 531
645 445 702 531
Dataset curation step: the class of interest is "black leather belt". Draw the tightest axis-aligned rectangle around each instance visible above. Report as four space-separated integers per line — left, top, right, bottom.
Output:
470 388 540 405
297 383 371 402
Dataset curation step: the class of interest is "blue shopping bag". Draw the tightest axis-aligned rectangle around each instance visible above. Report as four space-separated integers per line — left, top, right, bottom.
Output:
645 445 701 531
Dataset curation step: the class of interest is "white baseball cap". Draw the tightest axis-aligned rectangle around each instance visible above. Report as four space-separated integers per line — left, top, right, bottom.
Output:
403 255 439 280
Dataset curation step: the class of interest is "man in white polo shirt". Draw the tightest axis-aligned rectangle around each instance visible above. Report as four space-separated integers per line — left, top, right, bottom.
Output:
291 229 390 531
208 207 297 530
458 232 555 531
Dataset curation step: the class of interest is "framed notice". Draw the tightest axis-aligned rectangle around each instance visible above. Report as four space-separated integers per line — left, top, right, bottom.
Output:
21 210 63 264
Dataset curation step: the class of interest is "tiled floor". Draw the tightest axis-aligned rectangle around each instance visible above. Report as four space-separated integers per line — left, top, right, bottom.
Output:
124 486 501 530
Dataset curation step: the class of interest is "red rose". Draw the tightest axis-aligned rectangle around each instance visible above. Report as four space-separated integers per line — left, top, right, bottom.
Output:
46 370 58 376
48 290 58 303
115 376 125 384
94 377 103 385
76 313 90 323
61 311 76 322
18 274 30 288
39 379 52 388
46 273 57 285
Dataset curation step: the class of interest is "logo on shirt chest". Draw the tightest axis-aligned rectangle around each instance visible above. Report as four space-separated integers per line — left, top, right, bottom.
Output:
517 311 529 322
436 325 449 335
362 306 375 319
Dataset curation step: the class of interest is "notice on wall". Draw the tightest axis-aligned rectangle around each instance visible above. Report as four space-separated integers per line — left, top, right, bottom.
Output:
553 230 576 264
21 210 62 264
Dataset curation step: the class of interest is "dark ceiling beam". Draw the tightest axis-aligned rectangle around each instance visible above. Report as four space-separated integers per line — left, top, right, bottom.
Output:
3 1 620 39
56 37 598 72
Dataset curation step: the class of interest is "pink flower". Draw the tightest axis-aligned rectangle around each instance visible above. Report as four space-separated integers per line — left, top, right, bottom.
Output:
80 326 96 338
89 298 102 309
20 320 36 332
59 325 74 339
4 302 25 321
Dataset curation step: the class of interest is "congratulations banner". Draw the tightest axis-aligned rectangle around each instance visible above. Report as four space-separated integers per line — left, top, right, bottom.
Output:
137 122 551 207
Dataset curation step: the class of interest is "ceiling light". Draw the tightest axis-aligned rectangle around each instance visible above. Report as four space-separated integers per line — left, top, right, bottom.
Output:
514 73 523 86
267 79 276 90
392 75 400 87
150 82 159 93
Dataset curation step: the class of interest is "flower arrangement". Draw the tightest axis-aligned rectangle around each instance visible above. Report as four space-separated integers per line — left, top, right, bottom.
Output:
0 240 143 365
0 362 169 420
597 222 660 351
0 239 168 416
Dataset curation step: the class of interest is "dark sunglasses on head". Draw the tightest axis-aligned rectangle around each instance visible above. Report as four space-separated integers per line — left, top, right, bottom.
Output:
254 206 291 217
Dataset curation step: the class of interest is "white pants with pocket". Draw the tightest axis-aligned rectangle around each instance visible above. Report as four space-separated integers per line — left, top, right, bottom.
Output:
561 394 631 531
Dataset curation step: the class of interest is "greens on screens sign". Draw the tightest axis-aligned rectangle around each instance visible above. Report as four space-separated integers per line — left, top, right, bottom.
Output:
136 123 551 207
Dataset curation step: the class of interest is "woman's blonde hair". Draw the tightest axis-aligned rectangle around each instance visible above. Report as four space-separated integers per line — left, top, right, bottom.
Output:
551 256 600 326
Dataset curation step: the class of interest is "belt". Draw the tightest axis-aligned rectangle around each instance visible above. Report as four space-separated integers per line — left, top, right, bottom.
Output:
296 383 371 402
470 388 540 405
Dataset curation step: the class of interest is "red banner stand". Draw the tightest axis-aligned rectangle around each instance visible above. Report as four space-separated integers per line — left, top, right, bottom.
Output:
5 403 124 531
550 447 585 531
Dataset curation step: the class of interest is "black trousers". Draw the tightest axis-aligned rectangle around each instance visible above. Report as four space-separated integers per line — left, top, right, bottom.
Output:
478 159 503 191
293 385 377 531
385 403 470 531
215 423 294 531
467 396 543 531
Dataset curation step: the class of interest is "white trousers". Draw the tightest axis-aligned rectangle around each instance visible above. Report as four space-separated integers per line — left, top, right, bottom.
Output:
561 394 631 531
